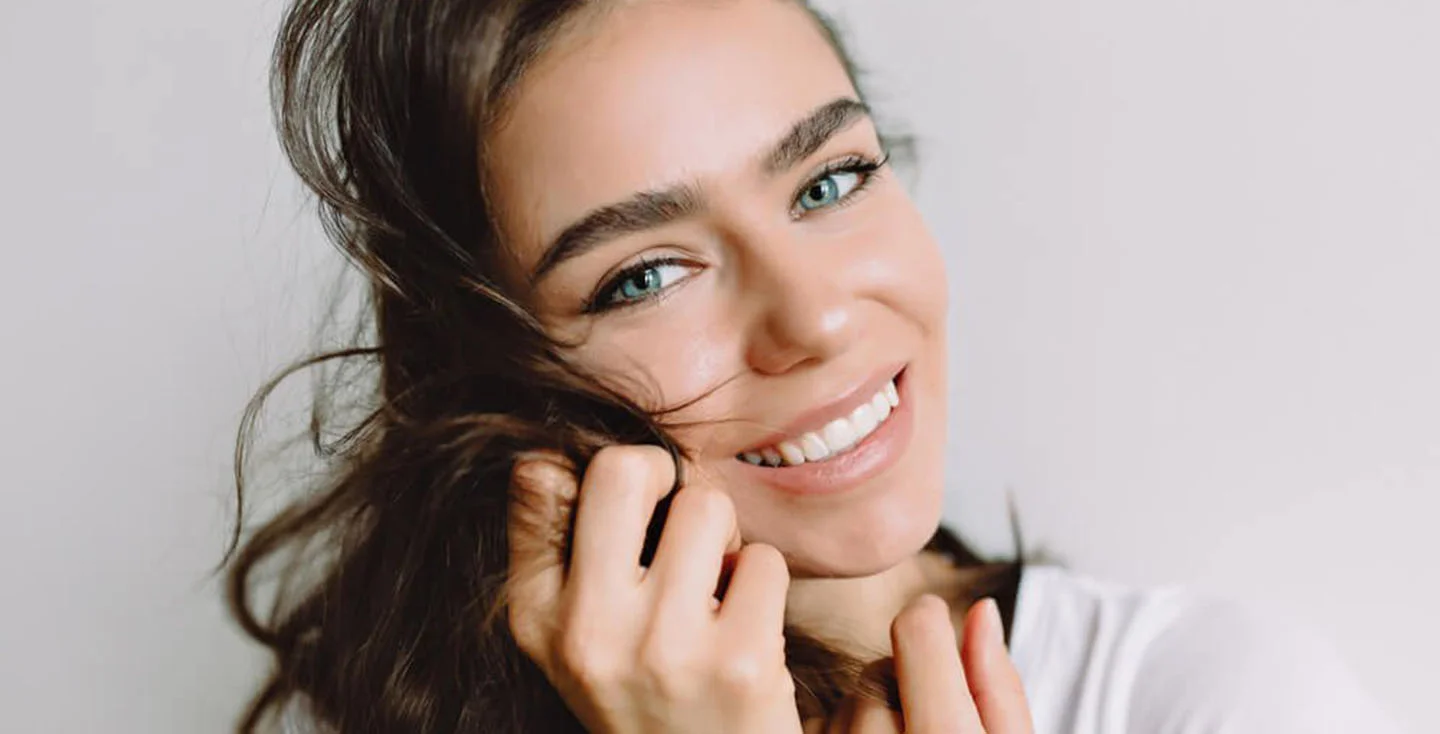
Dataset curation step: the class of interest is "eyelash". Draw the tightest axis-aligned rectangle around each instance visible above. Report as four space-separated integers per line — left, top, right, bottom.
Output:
789 152 890 218
585 254 696 314
585 152 891 314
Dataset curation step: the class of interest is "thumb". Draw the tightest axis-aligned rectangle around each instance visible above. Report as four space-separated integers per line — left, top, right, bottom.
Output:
507 451 576 623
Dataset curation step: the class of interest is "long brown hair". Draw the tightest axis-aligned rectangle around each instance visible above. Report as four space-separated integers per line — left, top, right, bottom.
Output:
226 1 1024 731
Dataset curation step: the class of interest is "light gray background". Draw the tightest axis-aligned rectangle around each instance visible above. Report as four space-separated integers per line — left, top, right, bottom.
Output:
2 1 1435 731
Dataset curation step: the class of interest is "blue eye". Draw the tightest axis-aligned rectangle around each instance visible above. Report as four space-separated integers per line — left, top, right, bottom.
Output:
797 170 862 211
595 259 694 309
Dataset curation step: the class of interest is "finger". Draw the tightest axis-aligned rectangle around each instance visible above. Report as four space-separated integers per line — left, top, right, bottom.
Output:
848 695 903 733
891 594 984 733
646 480 738 609
568 445 675 596
507 452 575 651
718 543 790 636
961 598 1034 733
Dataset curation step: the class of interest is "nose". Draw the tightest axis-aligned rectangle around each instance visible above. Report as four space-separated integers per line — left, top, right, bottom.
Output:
740 227 861 375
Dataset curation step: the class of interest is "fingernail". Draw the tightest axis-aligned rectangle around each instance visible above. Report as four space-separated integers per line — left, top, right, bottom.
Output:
982 597 1006 651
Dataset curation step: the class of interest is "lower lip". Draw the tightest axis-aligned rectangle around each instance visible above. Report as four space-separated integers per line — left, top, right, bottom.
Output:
733 369 915 496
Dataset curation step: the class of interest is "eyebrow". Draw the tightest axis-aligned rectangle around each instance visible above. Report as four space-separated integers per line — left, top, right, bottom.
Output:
529 97 872 282
763 97 871 175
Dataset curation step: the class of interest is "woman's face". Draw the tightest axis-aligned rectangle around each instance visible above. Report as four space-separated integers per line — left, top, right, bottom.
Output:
488 0 949 578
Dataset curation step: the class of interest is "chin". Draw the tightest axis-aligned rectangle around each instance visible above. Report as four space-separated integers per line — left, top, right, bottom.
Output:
749 471 947 579
725 362 951 579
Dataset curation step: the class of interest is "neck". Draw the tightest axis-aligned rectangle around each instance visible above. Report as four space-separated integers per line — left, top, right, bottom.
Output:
784 551 969 658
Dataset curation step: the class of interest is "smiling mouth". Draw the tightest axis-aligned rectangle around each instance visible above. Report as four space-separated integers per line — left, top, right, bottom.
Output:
736 375 902 468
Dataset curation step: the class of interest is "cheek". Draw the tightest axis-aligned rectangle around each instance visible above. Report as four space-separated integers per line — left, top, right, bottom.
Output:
853 192 950 329
571 295 738 413
901 236 949 330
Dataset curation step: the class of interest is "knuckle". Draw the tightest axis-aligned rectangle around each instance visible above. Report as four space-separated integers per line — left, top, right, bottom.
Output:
555 624 622 688
510 453 573 498
671 485 735 526
740 543 790 582
713 652 766 694
636 637 699 696
588 445 674 495
894 594 950 641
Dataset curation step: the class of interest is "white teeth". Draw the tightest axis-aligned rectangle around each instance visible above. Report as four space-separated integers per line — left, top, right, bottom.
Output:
740 377 902 468
777 441 807 466
800 433 831 462
850 401 878 438
820 418 857 454
871 392 891 421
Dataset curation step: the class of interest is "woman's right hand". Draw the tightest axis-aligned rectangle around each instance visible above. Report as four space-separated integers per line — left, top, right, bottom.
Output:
507 445 804 734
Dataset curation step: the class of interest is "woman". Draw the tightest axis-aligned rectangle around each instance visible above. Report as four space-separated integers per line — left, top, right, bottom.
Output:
228 1 1400 732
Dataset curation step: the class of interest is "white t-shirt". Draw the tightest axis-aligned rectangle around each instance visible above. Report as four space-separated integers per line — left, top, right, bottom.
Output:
1008 565 1407 734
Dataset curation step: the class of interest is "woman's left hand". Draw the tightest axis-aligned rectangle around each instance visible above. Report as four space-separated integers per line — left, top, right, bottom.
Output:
804 595 1034 734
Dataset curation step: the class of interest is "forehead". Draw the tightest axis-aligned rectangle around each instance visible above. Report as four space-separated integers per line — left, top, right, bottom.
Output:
487 0 859 263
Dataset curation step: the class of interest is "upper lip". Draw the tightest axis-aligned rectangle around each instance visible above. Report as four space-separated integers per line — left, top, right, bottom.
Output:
738 362 906 453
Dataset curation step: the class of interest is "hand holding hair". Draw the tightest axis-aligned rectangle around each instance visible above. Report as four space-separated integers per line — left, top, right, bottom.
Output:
508 445 804 734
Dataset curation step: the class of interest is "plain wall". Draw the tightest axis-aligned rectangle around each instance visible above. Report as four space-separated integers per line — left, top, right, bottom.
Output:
2 0 1435 731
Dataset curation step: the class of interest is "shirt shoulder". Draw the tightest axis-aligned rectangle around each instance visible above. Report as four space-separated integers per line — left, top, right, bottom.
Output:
1008 565 1404 734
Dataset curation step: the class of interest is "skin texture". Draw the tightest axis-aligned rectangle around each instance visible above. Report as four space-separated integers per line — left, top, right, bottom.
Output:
495 1 1034 730
509 447 1032 733
489 0 948 581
